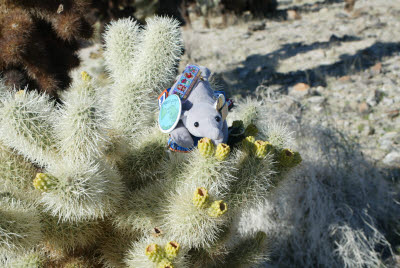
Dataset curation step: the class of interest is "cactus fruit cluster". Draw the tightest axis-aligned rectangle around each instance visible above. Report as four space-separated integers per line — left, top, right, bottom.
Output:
0 17 301 267
0 0 93 97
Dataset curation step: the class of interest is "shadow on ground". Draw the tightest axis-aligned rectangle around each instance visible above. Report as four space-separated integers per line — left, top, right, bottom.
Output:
220 39 400 96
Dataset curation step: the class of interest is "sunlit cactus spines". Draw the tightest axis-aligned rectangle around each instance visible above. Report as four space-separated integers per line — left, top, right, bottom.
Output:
33 173 58 192
0 17 305 267
165 241 180 259
208 200 228 217
14 90 26 99
5 251 44 268
198 137 215 158
0 89 58 167
215 143 231 161
0 197 42 257
192 187 209 209
104 16 183 136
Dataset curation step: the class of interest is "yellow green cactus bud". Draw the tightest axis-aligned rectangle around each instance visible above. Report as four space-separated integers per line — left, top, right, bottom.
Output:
193 187 209 209
33 173 57 192
254 140 272 159
278 149 301 168
242 136 256 152
215 143 231 161
81 71 91 82
157 259 173 268
232 120 244 128
245 123 259 137
145 243 164 263
165 241 180 259
278 148 294 167
208 200 228 217
198 137 215 158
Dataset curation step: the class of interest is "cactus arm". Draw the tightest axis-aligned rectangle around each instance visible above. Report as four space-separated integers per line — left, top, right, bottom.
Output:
0 90 58 167
55 72 109 162
103 18 141 82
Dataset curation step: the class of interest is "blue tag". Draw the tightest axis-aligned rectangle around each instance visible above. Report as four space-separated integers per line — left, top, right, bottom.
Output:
158 94 181 133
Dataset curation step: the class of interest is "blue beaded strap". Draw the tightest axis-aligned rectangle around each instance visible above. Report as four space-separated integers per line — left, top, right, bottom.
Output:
167 136 201 153
170 65 201 100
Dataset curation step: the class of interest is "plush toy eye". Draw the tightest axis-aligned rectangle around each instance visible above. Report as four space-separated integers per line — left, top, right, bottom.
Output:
194 122 199 127
215 116 221 122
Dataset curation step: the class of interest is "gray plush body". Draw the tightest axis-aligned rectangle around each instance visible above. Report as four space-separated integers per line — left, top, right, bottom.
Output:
170 66 229 148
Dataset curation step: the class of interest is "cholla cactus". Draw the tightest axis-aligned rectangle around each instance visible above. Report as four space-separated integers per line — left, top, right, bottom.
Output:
245 123 258 137
192 187 209 209
0 0 93 97
278 148 302 168
215 143 230 161
33 173 57 192
198 137 215 158
165 241 180 259
0 17 303 267
208 200 228 217
254 140 272 159
145 243 164 263
242 136 256 152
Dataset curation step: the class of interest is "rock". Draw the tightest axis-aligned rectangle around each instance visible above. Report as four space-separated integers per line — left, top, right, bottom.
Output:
255 66 263 73
248 21 266 32
382 97 395 106
308 96 325 105
289 83 310 98
371 62 382 75
380 139 393 151
242 32 252 39
287 10 301 20
320 7 328 13
338 75 351 82
358 102 370 114
382 151 400 166
381 132 399 141
293 83 310 91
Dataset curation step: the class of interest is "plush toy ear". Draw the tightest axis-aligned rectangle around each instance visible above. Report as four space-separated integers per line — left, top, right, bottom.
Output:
214 94 228 121
199 66 211 80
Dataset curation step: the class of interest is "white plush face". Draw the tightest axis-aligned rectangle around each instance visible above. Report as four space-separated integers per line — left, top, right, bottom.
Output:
182 102 224 141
